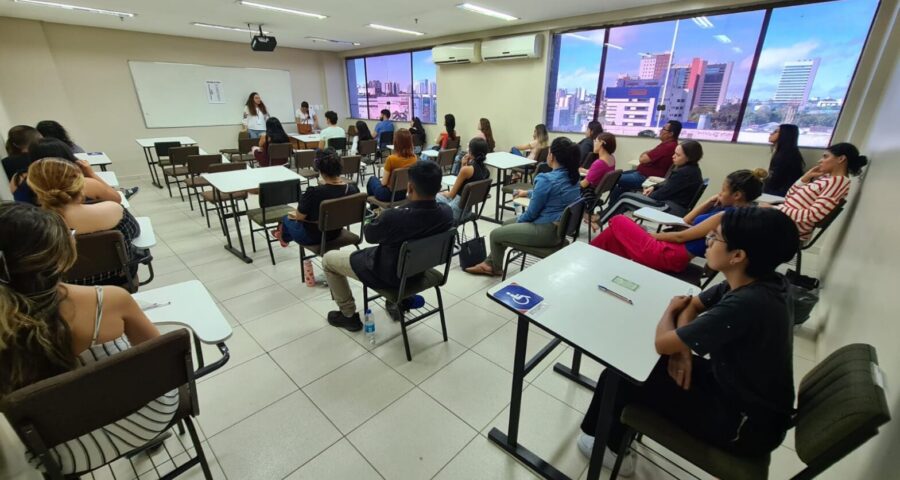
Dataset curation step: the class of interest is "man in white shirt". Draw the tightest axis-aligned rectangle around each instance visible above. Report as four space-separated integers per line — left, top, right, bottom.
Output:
318 111 346 149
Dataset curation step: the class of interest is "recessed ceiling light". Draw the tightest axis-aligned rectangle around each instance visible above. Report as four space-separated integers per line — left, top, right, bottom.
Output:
238 1 327 19
457 3 518 21
13 0 134 18
368 24 425 36
306 36 361 46
192 22 270 34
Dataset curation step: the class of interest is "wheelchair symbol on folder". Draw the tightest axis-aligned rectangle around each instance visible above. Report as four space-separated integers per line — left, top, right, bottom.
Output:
506 292 531 306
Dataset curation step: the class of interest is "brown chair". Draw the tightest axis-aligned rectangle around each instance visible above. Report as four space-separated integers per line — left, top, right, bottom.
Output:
298 192 369 268
259 142 292 167
163 146 199 200
512 146 548 183
65 230 152 293
328 137 349 155
435 148 457 174
368 167 410 210
0 330 214 480
184 154 221 214
247 179 302 265
341 155 362 185
502 199 585 280
358 139 379 178
153 141 182 169
219 131 252 160
586 169 624 240
444 137 461 150
202 162 250 233
294 150 319 185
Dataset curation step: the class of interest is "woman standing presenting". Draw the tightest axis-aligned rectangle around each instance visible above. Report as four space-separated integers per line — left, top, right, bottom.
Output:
242 92 269 139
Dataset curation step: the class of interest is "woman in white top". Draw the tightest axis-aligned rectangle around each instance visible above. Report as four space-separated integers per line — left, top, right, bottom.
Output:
242 92 269 139
0 203 177 476
295 101 319 133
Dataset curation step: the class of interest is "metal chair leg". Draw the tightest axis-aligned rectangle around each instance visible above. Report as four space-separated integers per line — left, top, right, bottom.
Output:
436 287 448 342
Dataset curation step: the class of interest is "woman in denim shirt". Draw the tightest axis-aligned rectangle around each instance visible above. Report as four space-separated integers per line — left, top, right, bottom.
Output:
466 137 582 276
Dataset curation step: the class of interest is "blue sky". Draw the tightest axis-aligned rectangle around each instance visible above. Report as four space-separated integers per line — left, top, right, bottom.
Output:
554 0 878 101
412 50 436 87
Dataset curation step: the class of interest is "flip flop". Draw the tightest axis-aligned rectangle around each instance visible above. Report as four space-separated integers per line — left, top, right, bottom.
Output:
465 263 500 276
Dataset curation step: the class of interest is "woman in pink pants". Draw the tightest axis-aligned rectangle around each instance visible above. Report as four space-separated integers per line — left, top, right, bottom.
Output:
591 169 767 273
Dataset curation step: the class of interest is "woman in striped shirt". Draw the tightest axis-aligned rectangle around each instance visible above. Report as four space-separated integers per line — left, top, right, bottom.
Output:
0 203 176 476
767 143 867 240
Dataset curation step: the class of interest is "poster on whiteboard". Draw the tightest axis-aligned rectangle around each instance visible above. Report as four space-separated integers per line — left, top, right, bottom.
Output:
205 80 224 104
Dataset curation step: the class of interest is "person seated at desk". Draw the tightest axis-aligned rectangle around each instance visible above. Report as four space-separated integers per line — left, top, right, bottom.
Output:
432 113 459 151
252 117 291 167
580 132 617 190
295 100 320 133
2 125 41 182
317 111 346 150
374 109 395 148
321 161 453 330
762 142 866 242
367 129 418 202
591 169 767 274
0 202 176 476
610 120 681 202
27 158 142 285
438 137 491 219
36 120 85 154
13 138 122 205
764 124 804 197
594 140 704 230
465 137 582 276
350 120 374 156
409 116 427 150
578 207 800 476
577 120 604 169
273 149 360 246
451 118 495 175
511 123 549 160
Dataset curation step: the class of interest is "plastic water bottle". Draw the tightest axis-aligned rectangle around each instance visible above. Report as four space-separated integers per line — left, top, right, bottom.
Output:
364 309 376 344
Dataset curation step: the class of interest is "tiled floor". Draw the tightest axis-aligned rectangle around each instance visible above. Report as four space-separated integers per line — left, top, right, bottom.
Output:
71 172 817 479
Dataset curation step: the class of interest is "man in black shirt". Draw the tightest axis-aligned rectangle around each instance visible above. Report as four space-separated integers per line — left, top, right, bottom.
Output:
321 161 453 331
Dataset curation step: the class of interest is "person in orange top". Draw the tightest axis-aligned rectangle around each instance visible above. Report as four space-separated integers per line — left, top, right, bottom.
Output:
367 128 418 202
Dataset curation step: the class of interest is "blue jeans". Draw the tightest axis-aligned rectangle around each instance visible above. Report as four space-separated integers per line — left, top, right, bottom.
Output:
248 129 265 140
366 176 405 202
436 193 462 221
609 170 647 203
280 216 318 245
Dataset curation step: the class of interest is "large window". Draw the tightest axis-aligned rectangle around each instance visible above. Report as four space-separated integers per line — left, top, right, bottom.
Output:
546 0 879 146
345 49 437 123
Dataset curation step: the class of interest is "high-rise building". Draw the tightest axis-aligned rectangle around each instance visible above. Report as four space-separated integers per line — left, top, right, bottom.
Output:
604 86 660 127
639 52 671 80
773 59 821 107
695 61 733 109
667 65 691 90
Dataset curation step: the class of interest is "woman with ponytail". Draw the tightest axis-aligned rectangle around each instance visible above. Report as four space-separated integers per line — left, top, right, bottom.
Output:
27 158 142 284
591 169 768 274
438 137 491 219
0 203 175 475
466 137 581 276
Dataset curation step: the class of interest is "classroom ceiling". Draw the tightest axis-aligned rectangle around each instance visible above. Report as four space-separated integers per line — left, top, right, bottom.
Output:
0 0 672 51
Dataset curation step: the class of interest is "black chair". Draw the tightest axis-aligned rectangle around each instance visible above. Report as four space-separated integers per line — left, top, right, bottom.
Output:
298 192 369 272
378 131 394 152
162 146 199 200
502 199 585 280
0 330 215 480
66 230 153 293
685 178 711 212
357 139 379 178
585 169 624 240
511 146 548 183
453 178 492 238
792 199 846 275
367 167 410 210
611 343 891 480
154 141 182 169
328 137 348 155
294 150 319 186
184 154 221 215
260 142 292 167
435 148 457 174
247 179 302 265
363 229 458 361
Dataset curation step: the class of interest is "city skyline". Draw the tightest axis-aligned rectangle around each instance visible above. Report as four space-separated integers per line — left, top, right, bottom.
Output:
346 50 437 123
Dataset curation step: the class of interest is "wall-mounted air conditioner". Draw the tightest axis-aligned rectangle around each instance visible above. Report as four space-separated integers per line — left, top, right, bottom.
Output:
481 34 542 62
432 42 481 65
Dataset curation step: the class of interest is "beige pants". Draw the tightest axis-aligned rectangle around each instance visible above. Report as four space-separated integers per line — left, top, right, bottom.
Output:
322 250 360 316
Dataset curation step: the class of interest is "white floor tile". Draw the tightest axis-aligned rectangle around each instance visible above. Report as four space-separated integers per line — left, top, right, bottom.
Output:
242 301 325 351
426 299 508 348
472 320 558 380
204 269 276 301
530 347 605 414
220 285 301 324
348 388 476 480
271 326 368 387
372 323 467 384
433 435 539 480
196 325 265 379
284 439 382 480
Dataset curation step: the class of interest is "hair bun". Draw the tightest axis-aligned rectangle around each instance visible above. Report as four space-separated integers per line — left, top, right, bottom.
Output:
751 168 769 180
858 155 869 167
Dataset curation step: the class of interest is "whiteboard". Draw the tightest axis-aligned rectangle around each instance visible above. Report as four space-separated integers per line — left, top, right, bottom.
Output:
128 61 295 128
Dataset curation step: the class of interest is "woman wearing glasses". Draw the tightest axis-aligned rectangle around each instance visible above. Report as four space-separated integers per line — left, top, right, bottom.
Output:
577 207 800 476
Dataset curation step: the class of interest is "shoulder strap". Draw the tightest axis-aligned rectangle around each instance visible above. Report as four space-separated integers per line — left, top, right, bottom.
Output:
91 286 105 346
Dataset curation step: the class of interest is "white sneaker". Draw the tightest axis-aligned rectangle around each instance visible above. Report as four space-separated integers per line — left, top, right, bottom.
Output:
576 433 636 477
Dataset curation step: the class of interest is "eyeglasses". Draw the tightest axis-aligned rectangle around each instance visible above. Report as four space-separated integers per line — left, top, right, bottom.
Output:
705 232 724 247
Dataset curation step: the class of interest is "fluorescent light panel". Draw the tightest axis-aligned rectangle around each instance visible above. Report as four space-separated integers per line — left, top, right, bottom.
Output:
457 3 518 21
13 0 134 18
192 22 269 34
238 1 326 19
306 36 361 46
368 24 424 36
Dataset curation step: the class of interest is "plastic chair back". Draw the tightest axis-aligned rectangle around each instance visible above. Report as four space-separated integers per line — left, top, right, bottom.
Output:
187 154 220 176
258 179 301 210
396 229 457 279
358 139 377 157
320 192 368 232
154 141 181 158
167 146 199 166
266 143 292 166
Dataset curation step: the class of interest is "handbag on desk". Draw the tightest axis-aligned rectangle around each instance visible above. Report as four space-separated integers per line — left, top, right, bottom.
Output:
459 236 486 269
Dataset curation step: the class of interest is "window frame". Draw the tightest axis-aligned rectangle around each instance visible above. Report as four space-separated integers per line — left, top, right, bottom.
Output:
345 47 437 124
545 0 882 147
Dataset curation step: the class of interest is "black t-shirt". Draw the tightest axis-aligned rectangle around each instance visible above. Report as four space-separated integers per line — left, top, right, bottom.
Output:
676 275 795 425
2 154 31 180
297 183 360 241
350 200 453 289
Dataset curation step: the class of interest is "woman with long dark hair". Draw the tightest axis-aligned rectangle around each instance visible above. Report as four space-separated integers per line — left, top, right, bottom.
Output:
253 117 291 166
409 117 427 148
765 124 804 196
242 92 269 139
350 120 374 155
36 120 84 153
465 137 582 276
438 137 491 219
436 114 458 149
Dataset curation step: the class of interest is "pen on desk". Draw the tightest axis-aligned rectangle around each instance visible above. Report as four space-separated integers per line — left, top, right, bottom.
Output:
143 301 171 311
597 285 633 305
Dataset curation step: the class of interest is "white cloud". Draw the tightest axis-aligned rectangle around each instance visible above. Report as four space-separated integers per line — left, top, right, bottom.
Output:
557 67 600 90
745 40 820 71
564 30 606 46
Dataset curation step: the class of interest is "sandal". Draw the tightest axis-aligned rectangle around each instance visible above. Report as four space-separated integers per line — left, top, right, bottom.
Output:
465 262 501 276
272 223 289 248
